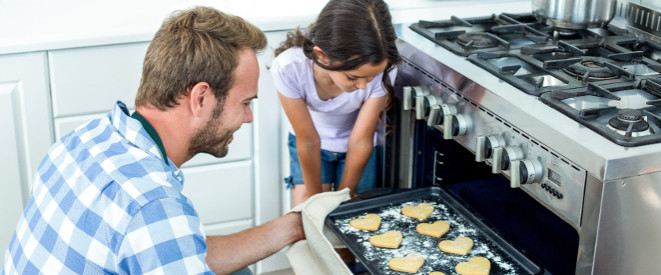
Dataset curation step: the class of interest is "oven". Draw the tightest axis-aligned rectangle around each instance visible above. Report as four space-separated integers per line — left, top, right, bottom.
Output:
382 1 661 274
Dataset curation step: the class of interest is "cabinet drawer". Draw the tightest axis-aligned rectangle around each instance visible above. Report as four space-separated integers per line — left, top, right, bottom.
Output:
49 42 149 117
182 161 253 225
53 114 252 164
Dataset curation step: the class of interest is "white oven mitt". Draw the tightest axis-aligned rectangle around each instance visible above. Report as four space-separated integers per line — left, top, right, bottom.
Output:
286 188 352 275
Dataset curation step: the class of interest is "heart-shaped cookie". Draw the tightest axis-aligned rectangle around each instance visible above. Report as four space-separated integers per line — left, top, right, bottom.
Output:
416 221 450 238
388 254 424 273
369 230 403 248
439 236 474 255
456 256 491 275
430 272 446 275
350 214 381 231
401 203 434 219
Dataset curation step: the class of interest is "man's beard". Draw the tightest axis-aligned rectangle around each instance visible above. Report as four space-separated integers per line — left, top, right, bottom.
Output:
187 105 235 158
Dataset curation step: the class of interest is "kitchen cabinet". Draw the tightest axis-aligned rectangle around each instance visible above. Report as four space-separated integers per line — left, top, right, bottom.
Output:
48 42 149 117
182 161 254 225
0 52 53 254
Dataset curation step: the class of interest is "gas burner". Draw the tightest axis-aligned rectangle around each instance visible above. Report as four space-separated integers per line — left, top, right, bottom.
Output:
562 57 619 81
608 109 650 132
457 32 497 48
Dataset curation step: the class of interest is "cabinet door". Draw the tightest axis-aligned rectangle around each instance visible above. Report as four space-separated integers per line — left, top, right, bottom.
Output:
0 52 53 253
48 42 149 118
182 161 254 226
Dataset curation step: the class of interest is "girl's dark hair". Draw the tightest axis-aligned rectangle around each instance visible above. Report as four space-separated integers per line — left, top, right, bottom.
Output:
274 0 401 109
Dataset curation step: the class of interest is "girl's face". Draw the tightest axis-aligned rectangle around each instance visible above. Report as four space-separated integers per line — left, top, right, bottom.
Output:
327 59 389 92
313 46 389 92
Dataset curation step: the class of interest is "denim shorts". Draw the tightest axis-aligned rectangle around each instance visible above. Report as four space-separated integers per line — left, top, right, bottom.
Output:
284 133 377 193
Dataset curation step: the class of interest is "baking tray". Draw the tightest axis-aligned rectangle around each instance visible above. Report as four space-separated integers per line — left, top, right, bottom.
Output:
326 186 543 275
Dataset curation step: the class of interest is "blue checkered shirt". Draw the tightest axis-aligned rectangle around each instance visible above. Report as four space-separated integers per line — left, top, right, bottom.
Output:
2 101 214 274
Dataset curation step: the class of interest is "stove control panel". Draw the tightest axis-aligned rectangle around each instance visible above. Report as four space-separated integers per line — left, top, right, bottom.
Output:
403 84 587 227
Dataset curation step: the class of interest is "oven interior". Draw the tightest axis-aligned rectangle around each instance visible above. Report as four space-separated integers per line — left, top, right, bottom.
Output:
381 109 579 275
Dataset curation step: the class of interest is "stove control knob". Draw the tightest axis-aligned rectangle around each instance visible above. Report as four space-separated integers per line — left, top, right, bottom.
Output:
475 135 505 162
510 159 542 188
491 146 523 174
414 88 430 120
404 86 429 112
442 114 469 140
428 104 457 126
425 95 443 127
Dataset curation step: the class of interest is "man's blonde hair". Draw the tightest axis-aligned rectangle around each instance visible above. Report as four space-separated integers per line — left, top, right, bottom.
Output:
135 6 267 110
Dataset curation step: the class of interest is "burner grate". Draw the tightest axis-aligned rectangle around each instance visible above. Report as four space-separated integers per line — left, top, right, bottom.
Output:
540 78 661 146
409 13 547 56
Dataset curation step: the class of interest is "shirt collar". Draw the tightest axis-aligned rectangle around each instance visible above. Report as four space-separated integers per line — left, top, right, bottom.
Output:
130 111 169 166
110 101 183 182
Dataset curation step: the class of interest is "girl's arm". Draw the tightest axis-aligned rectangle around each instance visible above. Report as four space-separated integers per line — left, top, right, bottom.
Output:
337 95 388 196
277 92 323 199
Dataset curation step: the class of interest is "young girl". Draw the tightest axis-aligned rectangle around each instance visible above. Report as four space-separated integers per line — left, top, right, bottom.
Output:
271 0 400 206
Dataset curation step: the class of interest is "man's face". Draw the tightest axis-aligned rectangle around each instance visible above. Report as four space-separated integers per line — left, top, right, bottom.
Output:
188 49 259 158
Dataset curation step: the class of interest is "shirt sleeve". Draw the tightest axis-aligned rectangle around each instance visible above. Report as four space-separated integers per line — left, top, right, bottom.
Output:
270 55 303 99
117 198 213 275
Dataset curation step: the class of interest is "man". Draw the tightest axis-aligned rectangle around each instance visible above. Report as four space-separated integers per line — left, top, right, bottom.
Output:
2 6 304 275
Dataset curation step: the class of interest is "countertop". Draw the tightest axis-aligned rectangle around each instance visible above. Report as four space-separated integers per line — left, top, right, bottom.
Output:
0 0 531 55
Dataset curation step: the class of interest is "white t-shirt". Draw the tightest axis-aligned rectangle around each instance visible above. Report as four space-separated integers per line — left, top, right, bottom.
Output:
270 47 395 152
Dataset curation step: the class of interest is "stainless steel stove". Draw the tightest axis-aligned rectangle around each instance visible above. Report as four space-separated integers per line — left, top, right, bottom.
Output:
393 2 661 274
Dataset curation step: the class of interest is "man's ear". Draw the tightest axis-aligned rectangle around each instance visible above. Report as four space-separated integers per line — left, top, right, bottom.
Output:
188 82 211 118
313 46 330 66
